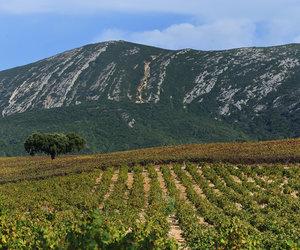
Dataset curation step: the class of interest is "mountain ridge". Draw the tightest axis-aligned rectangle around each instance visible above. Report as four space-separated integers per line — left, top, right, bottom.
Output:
0 40 299 155
3 40 300 72
1 40 299 116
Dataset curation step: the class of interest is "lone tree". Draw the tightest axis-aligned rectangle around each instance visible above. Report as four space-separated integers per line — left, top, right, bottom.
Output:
24 132 86 159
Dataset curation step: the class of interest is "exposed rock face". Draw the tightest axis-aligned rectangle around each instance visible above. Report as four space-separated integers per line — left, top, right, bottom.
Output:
0 41 299 129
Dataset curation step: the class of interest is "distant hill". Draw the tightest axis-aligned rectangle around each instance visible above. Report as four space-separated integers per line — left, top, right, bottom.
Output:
0 41 299 155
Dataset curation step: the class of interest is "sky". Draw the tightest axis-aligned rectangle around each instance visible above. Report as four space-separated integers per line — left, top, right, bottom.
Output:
1 0 300 70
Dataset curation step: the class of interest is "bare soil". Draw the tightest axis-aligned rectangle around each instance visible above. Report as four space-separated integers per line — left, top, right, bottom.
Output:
155 166 168 198
168 215 188 249
92 172 103 193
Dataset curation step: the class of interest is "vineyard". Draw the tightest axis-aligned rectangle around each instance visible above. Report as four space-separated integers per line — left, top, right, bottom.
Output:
0 139 300 249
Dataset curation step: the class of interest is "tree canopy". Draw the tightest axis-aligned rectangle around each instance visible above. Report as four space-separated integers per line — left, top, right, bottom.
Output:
24 132 86 159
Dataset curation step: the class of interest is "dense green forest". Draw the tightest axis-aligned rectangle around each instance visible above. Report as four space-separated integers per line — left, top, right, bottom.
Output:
0 100 296 156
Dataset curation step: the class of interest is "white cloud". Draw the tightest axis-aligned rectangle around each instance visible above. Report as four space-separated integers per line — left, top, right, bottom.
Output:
96 15 300 50
97 20 258 50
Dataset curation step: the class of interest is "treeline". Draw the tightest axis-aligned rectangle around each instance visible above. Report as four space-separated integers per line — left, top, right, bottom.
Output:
24 132 86 159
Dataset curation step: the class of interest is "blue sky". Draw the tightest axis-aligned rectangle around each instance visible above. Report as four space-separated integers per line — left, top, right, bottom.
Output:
1 0 300 70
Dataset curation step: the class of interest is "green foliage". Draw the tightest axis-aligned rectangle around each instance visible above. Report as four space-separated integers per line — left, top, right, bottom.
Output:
66 133 86 153
0 163 300 248
66 210 177 249
0 101 252 156
0 100 297 157
24 132 86 159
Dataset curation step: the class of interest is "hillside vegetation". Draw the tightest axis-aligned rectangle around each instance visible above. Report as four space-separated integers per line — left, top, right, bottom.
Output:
0 139 299 248
0 102 251 156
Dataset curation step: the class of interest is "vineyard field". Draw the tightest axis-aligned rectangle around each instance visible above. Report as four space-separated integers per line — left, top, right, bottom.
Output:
0 138 299 184
1 163 300 249
0 139 300 249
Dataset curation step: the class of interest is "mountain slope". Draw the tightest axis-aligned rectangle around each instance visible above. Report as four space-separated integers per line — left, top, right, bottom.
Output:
0 41 299 155
0 102 250 156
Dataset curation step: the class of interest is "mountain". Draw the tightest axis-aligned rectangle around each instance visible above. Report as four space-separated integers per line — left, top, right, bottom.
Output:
0 40 299 156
